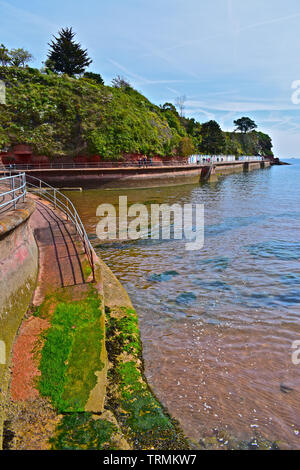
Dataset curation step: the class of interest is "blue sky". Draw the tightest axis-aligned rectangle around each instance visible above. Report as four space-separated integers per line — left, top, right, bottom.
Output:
1 0 300 158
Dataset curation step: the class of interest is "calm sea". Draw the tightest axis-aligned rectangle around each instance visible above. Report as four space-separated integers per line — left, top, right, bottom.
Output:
67 160 300 448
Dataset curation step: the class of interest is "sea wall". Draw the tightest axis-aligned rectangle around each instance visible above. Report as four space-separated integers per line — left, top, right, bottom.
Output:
0 200 38 446
12 160 270 190
21 166 203 189
209 160 271 181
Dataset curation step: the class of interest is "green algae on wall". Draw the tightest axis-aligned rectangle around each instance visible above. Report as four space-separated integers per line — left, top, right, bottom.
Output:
51 413 118 450
105 306 191 450
50 303 191 450
33 252 191 450
36 287 105 413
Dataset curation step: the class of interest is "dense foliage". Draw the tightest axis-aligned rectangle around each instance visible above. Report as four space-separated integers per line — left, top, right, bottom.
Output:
197 120 225 155
0 66 273 160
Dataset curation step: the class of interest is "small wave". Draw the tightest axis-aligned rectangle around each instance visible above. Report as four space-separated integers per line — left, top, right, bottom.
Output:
148 271 180 282
247 241 300 260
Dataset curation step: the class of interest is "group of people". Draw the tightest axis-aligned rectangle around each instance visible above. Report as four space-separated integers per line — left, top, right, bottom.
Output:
198 156 224 164
138 156 152 167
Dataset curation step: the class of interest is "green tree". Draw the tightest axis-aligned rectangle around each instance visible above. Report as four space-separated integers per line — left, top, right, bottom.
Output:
177 136 195 158
160 102 184 135
224 132 242 156
47 27 92 76
0 44 10 66
234 117 257 133
160 102 178 114
181 117 202 149
9 48 33 67
83 71 104 85
199 120 225 154
257 131 273 156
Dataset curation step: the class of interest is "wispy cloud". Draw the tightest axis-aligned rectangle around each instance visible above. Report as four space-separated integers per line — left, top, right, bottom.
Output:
166 86 180 95
0 0 56 30
235 11 300 34
142 8 300 60
108 58 195 86
185 108 216 121
186 99 298 113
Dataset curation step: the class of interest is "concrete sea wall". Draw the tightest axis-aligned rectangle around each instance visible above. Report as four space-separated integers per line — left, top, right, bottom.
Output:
22 166 203 189
17 160 271 190
0 201 38 446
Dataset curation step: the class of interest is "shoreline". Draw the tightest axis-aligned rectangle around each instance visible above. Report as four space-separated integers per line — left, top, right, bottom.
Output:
2 160 271 190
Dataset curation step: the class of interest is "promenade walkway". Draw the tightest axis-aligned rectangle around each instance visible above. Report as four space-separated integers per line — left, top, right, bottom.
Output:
29 195 91 304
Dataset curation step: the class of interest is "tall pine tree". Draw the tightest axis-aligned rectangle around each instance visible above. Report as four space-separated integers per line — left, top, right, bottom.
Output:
47 27 92 76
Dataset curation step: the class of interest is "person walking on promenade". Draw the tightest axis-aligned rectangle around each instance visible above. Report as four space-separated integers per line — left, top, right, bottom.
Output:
143 156 147 167
138 157 142 168
149 157 152 166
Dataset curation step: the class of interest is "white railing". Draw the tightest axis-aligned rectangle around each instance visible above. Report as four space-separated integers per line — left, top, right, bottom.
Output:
0 172 26 213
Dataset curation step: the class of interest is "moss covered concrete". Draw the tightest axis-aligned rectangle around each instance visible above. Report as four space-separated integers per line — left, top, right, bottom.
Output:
34 285 106 413
51 413 118 450
47 253 191 450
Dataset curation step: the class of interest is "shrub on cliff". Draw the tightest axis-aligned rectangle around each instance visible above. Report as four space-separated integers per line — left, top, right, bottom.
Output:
0 66 183 159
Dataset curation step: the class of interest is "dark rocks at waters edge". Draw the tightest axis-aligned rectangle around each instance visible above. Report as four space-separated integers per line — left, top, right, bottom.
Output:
271 158 291 165
197 429 282 450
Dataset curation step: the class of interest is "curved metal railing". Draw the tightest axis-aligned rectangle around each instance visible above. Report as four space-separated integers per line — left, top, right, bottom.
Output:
1 160 190 170
1 156 266 172
0 173 26 213
24 173 95 281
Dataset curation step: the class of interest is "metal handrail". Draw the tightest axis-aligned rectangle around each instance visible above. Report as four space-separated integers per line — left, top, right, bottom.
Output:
0 157 266 171
0 173 26 213
24 174 95 282
1 161 190 170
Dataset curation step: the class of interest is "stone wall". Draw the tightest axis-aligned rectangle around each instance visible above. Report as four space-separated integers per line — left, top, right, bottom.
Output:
17 160 269 190
23 166 203 189
0 201 38 447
